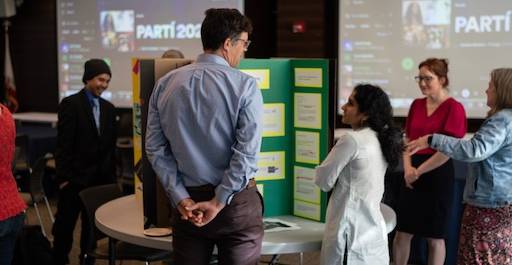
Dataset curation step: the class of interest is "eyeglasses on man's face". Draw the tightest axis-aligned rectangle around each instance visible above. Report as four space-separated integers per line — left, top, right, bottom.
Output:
414 75 434 83
234 38 251 51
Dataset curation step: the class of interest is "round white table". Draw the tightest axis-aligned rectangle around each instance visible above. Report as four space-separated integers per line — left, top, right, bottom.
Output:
95 195 396 258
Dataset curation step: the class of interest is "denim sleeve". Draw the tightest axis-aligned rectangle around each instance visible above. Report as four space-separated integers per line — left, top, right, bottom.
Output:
215 77 263 204
145 81 189 205
431 114 507 162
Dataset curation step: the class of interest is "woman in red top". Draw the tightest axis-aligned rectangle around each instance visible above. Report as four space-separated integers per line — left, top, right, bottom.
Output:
0 103 27 265
392 58 467 265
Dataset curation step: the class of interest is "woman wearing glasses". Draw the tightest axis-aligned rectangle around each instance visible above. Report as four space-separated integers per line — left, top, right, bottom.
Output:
393 58 467 265
407 68 512 264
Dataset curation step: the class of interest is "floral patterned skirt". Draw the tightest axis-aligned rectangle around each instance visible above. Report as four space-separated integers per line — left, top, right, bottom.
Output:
457 204 512 265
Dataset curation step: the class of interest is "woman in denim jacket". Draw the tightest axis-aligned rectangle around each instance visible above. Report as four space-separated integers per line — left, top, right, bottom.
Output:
407 68 512 264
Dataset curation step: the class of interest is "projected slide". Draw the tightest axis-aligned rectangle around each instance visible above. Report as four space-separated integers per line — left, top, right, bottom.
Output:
339 0 512 118
57 0 243 107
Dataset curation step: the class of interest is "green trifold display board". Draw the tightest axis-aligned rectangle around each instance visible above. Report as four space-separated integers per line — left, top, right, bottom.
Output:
239 59 335 222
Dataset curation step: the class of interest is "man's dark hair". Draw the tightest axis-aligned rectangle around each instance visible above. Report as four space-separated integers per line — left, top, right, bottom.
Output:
201 8 253 51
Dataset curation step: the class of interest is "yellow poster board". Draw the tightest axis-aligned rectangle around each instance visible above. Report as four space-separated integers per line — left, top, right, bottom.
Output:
240 69 270 89
255 151 286 181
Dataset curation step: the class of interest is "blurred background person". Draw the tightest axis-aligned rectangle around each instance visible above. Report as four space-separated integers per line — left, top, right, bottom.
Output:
403 1 427 46
52 59 117 265
101 13 117 49
0 103 26 265
393 58 467 265
315 84 403 265
161 49 185 59
407 68 512 264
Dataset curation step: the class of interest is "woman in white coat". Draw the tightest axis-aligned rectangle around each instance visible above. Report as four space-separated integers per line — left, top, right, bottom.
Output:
315 84 403 265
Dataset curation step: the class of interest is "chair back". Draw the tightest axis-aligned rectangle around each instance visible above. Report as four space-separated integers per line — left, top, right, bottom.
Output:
116 137 134 192
79 184 123 252
29 153 53 203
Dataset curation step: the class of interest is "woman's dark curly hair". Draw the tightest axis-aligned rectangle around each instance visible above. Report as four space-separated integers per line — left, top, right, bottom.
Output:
353 84 404 169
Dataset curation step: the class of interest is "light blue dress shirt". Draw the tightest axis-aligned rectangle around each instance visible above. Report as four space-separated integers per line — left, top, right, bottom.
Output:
145 53 263 206
431 109 512 208
85 89 100 134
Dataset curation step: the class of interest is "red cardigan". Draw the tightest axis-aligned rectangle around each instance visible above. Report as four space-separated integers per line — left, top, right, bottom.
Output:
0 104 26 220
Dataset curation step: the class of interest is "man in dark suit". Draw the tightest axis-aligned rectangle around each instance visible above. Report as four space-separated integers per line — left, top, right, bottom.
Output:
52 59 117 265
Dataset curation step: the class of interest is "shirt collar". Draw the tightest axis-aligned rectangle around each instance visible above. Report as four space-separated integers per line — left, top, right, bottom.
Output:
84 89 98 105
196 53 230 67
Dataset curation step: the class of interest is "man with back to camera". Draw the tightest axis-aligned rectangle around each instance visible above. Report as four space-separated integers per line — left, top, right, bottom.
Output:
145 8 264 265
53 59 117 265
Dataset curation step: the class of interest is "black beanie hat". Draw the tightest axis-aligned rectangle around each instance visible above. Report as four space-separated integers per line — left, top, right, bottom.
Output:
82 59 112 84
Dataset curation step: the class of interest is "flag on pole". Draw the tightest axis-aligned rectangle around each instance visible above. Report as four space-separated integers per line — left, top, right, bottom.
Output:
4 20 18 113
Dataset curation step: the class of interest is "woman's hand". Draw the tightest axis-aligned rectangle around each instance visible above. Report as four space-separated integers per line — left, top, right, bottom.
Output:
403 166 419 189
406 135 431 155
